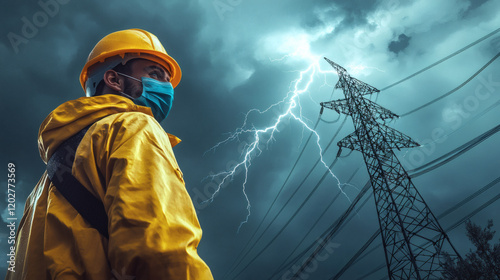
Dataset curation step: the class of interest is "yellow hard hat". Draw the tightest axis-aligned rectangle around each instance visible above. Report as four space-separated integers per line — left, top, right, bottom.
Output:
80 28 182 94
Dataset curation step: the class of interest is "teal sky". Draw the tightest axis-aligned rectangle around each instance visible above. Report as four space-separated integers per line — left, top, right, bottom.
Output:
1 0 500 279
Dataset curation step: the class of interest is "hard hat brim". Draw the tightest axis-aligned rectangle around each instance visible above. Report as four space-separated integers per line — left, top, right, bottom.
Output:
80 49 182 92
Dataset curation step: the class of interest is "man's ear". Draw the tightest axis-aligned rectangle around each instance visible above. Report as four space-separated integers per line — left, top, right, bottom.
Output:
102 70 125 92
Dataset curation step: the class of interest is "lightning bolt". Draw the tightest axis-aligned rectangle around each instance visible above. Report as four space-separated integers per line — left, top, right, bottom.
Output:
204 33 358 232
346 63 386 75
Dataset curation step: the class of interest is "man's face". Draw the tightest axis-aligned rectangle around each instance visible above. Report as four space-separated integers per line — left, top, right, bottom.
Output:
122 59 171 99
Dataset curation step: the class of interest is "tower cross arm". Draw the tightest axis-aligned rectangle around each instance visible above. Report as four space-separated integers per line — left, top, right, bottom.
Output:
321 97 399 121
379 125 421 150
320 99 352 116
337 131 363 157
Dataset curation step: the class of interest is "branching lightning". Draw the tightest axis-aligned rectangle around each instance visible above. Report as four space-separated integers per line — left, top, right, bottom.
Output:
204 34 361 232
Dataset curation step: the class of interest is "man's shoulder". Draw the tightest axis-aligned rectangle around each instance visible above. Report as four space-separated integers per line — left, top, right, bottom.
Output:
97 111 159 130
90 111 164 140
88 111 180 149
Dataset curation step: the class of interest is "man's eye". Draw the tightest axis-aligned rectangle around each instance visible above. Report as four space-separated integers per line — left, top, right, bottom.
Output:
150 72 159 79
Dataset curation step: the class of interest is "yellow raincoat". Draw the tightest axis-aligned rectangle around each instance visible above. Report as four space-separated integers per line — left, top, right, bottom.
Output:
6 95 213 280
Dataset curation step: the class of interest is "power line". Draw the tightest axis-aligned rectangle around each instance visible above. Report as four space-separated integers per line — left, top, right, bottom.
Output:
355 264 386 280
320 57 460 279
410 97 500 150
230 157 342 280
330 229 380 280
288 145 484 280
268 93 500 280
335 135 500 278
356 185 500 280
270 167 363 278
380 27 500 92
465 98 500 123
276 65 500 280
224 117 348 278
225 27 500 280
400 51 500 117
320 114 342 124
282 28 500 274
332 175 500 280
439 176 500 219
268 182 372 280
292 30 500 279
268 104 500 279
409 123 500 177
274 52 495 278
284 77 500 280
445 187 500 231
222 115 322 279
289 181 372 279
352 143 500 267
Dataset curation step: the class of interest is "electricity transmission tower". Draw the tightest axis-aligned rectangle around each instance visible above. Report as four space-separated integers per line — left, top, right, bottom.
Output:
320 57 460 279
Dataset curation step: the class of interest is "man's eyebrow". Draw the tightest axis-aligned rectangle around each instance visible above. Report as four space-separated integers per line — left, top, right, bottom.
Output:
145 65 170 77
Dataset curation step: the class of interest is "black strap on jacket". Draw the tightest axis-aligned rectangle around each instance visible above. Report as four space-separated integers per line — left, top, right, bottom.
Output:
46 126 109 239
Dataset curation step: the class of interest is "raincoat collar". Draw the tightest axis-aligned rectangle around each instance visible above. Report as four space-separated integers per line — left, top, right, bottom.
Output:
38 94 181 163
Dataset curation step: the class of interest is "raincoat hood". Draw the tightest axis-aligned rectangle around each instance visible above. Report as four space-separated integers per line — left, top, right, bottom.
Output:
38 94 180 163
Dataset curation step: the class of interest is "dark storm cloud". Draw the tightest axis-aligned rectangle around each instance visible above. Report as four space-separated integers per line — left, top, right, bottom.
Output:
297 0 377 31
463 0 489 15
388 33 410 54
2 0 500 279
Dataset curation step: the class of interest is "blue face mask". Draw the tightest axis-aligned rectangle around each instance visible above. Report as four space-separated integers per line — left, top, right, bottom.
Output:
117 73 174 123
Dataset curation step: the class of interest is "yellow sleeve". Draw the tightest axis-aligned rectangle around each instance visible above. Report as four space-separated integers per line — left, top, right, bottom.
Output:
97 112 213 279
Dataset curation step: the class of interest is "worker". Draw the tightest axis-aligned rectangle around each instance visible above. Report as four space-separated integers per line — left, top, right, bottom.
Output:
5 29 214 280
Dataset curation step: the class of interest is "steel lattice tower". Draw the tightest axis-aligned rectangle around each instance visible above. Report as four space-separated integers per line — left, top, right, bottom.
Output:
320 57 460 279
